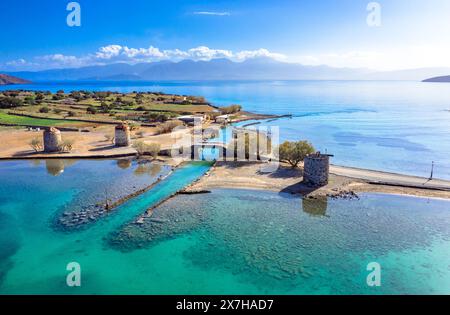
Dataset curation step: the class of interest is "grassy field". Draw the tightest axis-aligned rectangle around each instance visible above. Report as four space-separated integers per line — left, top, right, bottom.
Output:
0 111 83 127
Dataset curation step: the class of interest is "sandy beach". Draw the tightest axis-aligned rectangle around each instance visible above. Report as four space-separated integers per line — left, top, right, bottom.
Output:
185 161 450 199
0 126 192 159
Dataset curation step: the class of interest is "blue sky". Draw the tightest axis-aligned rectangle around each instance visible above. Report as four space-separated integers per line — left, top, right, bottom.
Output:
1 0 450 71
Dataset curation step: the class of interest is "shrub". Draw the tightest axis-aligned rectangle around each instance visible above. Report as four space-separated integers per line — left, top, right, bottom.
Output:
133 141 160 158
155 120 183 135
52 94 64 101
39 106 50 113
100 102 111 113
67 111 77 117
146 143 161 158
220 104 242 115
59 139 75 152
278 140 315 168
87 106 97 114
0 96 23 108
29 137 43 152
25 96 36 105
94 91 111 100
128 123 139 131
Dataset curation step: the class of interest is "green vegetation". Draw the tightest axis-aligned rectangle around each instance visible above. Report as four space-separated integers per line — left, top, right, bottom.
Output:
155 120 183 135
0 96 23 109
59 138 76 152
39 106 50 113
0 111 79 127
220 104 242 115
133 141 161 158
0 90 218 127
278 140 315 168
29 137 43 152
0 91 251 135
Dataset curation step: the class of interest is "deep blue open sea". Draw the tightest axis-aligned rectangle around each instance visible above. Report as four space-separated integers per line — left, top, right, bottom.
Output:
2 80 449 179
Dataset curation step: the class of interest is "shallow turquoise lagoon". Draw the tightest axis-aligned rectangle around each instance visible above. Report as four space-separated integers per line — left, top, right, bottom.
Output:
0 160 449 294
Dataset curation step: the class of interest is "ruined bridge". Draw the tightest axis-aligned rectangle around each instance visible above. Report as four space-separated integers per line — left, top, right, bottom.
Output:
191 142 228 160
160 142 228 160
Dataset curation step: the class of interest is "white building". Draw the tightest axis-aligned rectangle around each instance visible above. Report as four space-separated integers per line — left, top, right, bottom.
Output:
215 114 231 124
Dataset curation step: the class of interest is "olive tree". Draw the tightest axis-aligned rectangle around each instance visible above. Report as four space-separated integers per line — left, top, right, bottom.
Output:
278 140 315 168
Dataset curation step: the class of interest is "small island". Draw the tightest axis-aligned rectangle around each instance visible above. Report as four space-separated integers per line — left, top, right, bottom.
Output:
422 75 450 82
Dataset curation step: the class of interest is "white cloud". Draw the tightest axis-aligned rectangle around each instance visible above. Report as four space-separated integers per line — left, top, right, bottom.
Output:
122 46 165 59
193 11 230 16
95 45 123 59
6 58 29 66
2 45 286 71
234 48 287 62
185 46 233 61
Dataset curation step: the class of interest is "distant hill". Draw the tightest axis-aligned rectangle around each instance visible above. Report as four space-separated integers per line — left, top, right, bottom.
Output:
5 58 372 81
0 73 31 85
423 75 450 82
5 59 450 82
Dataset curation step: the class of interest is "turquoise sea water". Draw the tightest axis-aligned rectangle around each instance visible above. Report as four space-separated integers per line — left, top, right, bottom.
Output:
0 160 449 294
2 80 450 179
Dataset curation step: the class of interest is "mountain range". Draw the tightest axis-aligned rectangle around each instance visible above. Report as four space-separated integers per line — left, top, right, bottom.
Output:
5 58 450 82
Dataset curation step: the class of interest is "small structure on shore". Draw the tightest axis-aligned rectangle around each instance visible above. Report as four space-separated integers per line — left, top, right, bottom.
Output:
304 152 332 187
215 114 231 124
115 124 131 147
178 115 205 126
43 127 62 152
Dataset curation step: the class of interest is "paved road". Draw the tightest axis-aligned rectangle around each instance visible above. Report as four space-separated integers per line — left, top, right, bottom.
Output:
330 165 450 191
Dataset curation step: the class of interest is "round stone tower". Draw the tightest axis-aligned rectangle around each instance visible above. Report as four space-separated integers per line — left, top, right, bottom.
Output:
43 127 62 153
303 152 330 187
115 124 131 147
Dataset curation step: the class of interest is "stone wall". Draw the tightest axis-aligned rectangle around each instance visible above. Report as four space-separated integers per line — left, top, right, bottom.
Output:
43 127 62 153
115 124 131 147
304 153 330 187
